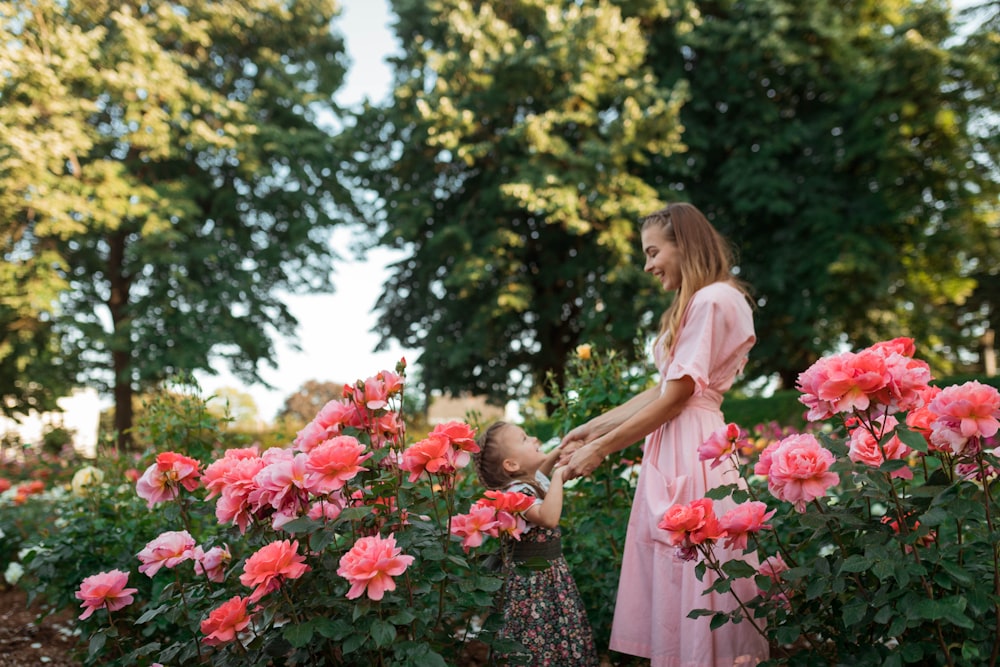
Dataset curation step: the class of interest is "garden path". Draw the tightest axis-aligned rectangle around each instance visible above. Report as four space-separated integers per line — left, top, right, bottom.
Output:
0 586 78 666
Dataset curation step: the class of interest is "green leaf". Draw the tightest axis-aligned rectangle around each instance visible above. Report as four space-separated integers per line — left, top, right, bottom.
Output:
283 622 314 648
805 575 827 600
312 617 348 640
88 631 107 657
370 619 397 647
709 612 730 630
310 528 336 552
475 574 504 592
721 559 757 579
388 609 416 625
842 599 868 626
839 554 872 573
341 632 366 655
894 425 929 453
135 604 169 624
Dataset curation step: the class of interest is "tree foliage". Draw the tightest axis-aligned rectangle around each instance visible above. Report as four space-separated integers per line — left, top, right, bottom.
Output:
340 0 687 403
642 0 1000 386
0 0 349 445
345 0 998 401
206 386 260 430
278 378 345 425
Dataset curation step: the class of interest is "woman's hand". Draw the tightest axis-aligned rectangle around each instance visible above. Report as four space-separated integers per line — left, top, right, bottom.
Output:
562 442 606 481
557 438 585 466
560 423 595 450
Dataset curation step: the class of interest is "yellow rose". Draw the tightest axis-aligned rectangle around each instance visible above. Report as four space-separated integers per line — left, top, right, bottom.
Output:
71 465 105 497
576 344 592 360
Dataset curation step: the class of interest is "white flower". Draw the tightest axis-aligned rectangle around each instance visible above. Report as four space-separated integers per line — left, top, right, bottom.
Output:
71 465 105 496
4 561 24 585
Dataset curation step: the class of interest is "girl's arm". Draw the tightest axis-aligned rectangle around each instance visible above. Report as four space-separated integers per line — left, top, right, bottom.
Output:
559 386 660 448
523 467 565 529
563 376 695 480
539 442 563 477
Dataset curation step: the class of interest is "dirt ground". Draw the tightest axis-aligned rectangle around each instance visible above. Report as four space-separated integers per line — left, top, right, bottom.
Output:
0 586 80 667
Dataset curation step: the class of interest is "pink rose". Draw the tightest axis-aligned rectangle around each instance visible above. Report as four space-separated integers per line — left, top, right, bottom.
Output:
766 433 840 512
400 433 468 482
337 533 414 601
479 490 535 514
698 423 741 469
305 436 371 494
194 545 232 583
202 447 260 499
200 596 252 645
429 421 479 452
759 553 789 584
718 501 775 550
307 495 346 522
137 530 196 577
249 451 310 516
869 337 916 357
135 452 202 508
927 381 1000 455
293 399 361 452
240 539 310 602
75 569 138 620
905 386 943 449
753 440 783 477
450 505 501 551
847 415 913 479
658 498 725 547
362 375 390 410
213 456 267 533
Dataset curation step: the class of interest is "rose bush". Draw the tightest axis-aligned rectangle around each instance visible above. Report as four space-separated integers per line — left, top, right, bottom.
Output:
666 338 1000 666
17 362 506 666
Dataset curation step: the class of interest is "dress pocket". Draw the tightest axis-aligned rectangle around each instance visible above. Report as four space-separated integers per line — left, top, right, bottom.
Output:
642 464 691 544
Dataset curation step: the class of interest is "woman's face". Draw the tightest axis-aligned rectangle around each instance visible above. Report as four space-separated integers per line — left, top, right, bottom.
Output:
641 224 681 292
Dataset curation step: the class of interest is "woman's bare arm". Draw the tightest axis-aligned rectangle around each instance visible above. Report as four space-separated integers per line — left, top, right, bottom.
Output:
560 386 661 448
563 376 695 479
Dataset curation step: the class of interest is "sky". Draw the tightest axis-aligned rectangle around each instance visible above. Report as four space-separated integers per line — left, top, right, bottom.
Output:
197 0 412 421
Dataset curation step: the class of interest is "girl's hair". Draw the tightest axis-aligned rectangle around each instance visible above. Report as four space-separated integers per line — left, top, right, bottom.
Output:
473 421 545 497
641 202 751 355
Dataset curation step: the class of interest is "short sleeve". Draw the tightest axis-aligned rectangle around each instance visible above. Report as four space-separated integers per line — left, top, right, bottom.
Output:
664 283 755 393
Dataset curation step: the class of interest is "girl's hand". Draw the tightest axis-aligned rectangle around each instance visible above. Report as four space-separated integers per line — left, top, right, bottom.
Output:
557 439 585 466
563 442 606 481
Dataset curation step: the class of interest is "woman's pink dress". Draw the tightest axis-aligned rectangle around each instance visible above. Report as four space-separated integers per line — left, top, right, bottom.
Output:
608 281 769 666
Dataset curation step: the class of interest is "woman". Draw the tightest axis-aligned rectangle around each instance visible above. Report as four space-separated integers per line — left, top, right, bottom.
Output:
561 202 768 666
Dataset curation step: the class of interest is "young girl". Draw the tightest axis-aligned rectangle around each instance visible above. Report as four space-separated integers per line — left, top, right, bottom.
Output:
473 421 599 667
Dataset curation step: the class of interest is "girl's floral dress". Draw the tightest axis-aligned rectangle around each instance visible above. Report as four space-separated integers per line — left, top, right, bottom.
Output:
499 475 599 667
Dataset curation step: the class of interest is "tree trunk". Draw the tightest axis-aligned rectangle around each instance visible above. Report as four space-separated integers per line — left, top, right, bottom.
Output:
983 329 997 377
113 355 133 451
108 231 134 451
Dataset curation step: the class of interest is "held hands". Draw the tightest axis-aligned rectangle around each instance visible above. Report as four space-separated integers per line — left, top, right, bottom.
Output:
557 438 586 466
561 442 605 481
558 422 605 480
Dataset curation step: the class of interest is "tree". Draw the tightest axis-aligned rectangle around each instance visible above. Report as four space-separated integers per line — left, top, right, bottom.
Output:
207 386 260 431
339 0 687 404
640 0 1000 386
0 0 349 447
278 379 345 425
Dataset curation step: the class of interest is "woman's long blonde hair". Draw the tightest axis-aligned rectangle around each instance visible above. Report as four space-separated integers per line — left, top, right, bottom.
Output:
641 202 750 356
